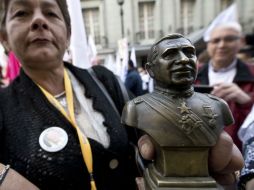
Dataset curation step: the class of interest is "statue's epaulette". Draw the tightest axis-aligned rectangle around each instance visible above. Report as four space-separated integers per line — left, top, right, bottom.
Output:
133 97 143 104
207 94 222 102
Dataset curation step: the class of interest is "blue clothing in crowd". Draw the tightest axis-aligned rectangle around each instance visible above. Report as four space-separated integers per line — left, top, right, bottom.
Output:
125 69 143 96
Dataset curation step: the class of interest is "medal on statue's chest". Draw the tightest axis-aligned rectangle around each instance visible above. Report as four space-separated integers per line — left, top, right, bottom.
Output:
177 100 218 134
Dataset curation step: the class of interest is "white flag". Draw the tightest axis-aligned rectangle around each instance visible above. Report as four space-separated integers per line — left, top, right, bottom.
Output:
88 35 98 65
0 43 8 76
116 38 128 81
203 3 238 42
104 54 116 73
66 0 91 68
130 47 137 67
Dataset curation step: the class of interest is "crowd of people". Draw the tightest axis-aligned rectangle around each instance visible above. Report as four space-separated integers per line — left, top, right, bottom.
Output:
0 0 254 190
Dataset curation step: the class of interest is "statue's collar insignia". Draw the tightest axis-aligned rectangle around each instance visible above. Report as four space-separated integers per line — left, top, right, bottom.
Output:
154 86 194 98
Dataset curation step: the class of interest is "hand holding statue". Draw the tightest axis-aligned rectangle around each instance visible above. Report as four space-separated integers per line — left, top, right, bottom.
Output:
137 131 243 189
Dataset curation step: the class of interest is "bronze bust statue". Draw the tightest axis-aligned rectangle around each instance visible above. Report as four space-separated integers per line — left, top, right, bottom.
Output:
121 34 234 189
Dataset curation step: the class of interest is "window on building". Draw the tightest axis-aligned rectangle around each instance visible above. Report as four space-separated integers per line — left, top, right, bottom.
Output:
138 1 155 40
221 0 233 10
180 0 195 35
83 8 101 45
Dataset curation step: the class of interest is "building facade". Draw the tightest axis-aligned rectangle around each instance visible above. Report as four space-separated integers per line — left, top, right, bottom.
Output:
80 0 254 67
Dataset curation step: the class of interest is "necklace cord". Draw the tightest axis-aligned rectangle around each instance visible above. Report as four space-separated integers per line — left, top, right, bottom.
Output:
37 69 96 190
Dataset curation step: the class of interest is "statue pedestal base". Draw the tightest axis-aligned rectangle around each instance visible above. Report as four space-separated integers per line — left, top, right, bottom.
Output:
144 165 218 190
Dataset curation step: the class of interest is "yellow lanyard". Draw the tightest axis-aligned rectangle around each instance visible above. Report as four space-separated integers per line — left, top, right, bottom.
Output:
37 69 96 190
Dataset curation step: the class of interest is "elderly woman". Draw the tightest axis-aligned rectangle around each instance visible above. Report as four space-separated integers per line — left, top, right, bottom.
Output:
0 0 244 190
0 0 137 189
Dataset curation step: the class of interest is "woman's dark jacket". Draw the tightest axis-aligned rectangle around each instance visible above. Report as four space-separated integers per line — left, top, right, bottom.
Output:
0 63 137 190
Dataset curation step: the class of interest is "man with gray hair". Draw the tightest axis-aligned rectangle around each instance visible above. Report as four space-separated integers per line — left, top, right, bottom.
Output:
195 22 254 151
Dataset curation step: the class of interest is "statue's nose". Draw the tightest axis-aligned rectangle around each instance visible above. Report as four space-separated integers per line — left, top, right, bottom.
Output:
178 51 189 62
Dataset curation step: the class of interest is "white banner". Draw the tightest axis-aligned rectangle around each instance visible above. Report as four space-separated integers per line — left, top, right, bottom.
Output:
66 0 91 68
130 47 137 67
116 38 128 81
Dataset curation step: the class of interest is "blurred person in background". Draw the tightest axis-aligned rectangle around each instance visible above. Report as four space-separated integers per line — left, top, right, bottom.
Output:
138 67 150 94
237 46 254 64
237 34 254 65
197 49 210 66
195 22 254 150
125 60 143 96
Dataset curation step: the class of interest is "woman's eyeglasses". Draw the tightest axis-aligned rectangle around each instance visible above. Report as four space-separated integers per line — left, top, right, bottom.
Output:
208 35 240 44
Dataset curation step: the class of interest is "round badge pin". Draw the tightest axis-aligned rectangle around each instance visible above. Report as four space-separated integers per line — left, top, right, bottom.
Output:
39 127 68 152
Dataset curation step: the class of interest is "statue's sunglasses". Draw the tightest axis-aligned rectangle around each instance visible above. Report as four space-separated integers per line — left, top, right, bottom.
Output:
208 35 240 44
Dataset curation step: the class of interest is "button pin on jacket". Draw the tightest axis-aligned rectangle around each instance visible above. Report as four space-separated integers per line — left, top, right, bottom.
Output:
109 159 119 169
39 127 68 152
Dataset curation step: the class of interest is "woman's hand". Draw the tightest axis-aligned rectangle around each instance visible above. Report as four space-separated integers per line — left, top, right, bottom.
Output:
246 178 254 190
0 164 39 190
137 134 155 160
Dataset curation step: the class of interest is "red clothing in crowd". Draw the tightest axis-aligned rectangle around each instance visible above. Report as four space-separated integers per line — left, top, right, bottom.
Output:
5 51 21 82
